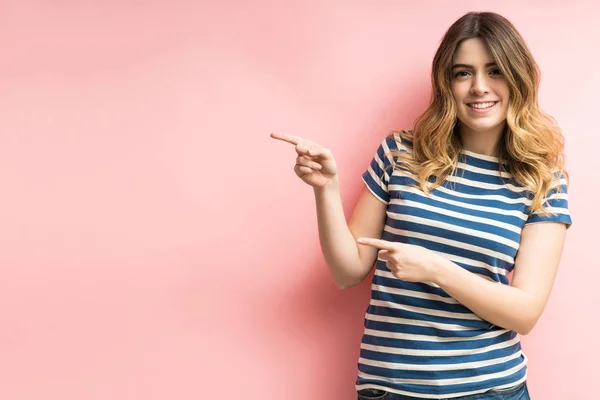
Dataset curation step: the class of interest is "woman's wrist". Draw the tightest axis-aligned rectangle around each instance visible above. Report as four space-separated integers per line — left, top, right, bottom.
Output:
431 253 456 287
313 175 340 196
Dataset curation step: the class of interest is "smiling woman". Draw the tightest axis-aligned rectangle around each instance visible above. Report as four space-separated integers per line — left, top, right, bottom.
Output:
405 12 565 216
271 10 571 400
451 39 510 151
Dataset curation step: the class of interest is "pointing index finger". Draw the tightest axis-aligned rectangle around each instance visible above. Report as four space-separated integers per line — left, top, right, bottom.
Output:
270 132 302 146
356 238 396 251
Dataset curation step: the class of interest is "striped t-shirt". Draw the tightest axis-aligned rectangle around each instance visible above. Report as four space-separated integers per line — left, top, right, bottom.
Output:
357 132 572 398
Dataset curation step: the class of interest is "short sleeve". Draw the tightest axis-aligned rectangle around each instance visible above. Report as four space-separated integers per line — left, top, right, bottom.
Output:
524 173 572 228
361 134 401 205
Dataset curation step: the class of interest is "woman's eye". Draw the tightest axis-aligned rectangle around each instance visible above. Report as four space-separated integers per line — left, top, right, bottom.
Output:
490 69 502 75
454 71 470 78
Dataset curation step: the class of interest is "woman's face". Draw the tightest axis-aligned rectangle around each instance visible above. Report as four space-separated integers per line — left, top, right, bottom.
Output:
450 38 510 136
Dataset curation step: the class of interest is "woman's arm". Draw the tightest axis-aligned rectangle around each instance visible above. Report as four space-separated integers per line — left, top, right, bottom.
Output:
357 221 568 335
434 222 567 335
270 132 388 290
315 183 387 289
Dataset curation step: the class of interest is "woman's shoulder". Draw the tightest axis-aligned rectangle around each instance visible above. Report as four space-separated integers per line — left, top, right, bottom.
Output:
385 129 414 154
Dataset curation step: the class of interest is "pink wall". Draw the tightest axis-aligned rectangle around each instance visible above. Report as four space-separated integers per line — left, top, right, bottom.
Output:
1 1 598 399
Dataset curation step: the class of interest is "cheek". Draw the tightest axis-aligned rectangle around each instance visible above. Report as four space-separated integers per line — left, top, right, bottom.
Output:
499 87 510 112
496 82 510 101
450 84 466 108
450 82 461 98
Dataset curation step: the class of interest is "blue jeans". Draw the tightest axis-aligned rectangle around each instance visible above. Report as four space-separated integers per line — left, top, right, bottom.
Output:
357 382 530 400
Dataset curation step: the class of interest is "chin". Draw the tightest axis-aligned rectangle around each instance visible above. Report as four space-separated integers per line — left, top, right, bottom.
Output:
459 119 506 134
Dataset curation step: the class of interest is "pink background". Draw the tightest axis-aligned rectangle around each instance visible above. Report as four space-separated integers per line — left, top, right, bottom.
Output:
1 1 598 399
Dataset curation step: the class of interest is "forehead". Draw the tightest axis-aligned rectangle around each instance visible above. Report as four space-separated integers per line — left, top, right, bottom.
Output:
453 38 495 64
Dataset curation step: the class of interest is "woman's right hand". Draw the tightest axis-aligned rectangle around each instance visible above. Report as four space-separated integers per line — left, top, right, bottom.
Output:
270 132 338 188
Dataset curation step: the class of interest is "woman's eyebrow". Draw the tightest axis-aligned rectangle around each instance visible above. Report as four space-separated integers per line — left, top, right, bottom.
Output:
451 62 498 69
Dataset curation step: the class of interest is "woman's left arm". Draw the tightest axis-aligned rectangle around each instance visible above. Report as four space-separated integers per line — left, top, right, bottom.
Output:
434 222 567 335
357 222 568 335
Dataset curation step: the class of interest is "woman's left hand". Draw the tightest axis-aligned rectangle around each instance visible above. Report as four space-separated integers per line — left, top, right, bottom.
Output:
356 237 445 283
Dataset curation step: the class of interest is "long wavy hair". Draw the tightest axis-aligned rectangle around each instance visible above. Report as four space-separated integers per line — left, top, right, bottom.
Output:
391 11 566 215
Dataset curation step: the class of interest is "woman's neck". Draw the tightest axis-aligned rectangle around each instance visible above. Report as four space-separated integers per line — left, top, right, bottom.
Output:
458 123 506 157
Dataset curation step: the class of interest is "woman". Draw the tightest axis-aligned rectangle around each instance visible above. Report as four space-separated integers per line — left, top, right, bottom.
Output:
271 11 571 399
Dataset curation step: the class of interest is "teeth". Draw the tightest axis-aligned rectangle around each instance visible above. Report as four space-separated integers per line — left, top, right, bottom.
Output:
470 102 496 109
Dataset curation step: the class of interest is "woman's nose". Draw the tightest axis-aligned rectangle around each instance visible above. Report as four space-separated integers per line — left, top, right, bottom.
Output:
470 74 490 95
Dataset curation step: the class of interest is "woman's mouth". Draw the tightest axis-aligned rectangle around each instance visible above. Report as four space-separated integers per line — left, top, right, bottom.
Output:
467 101 498 113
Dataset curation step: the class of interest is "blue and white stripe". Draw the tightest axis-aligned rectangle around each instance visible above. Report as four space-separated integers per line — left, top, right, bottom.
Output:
357 132 571 398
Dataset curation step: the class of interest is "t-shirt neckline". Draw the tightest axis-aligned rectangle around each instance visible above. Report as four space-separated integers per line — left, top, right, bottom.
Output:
459 149 501 163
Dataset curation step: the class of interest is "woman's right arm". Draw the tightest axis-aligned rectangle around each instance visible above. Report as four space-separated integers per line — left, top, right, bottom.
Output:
271 132 387 289
314 180 387 289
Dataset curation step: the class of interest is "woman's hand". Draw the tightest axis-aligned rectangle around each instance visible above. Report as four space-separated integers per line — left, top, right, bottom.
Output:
270 132 338 188
356 237 445 283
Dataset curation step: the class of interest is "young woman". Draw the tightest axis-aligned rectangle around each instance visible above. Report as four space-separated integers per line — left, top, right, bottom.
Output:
271 11 571 399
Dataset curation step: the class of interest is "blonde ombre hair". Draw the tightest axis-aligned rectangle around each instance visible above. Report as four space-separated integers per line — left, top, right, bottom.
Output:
391 12 567 215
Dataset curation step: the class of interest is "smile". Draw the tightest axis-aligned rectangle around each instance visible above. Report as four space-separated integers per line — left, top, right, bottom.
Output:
467 101 499 114
467 101 498 111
